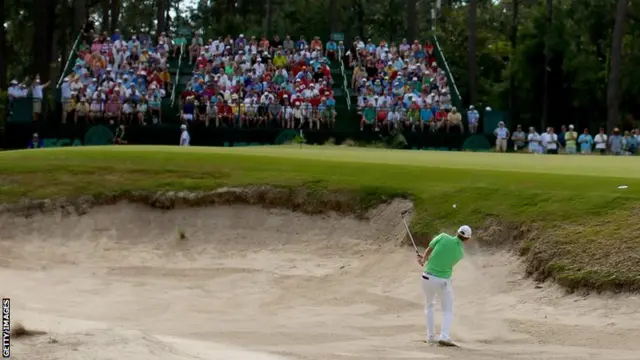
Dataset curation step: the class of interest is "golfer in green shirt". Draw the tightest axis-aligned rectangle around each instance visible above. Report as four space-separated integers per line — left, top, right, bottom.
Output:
416 225 472 346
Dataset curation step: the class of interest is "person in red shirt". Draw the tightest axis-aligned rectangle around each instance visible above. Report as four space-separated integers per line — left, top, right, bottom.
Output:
148 70 163 88
376 103 388 127
217 100 233 127
259 35 270 50
432 107 448 132
310 37 323 52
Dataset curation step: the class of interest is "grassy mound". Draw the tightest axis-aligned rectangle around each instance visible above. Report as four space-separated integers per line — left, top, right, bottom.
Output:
0 145 639 292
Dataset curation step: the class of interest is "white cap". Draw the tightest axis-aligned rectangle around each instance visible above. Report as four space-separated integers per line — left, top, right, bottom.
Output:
569 124 574 129
180 124 187 130
457 225 472 238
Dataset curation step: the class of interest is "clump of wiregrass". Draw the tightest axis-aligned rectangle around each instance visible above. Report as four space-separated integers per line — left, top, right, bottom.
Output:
177 228 187 241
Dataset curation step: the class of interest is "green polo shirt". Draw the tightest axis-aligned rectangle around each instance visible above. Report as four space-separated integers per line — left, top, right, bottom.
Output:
424 233 464 279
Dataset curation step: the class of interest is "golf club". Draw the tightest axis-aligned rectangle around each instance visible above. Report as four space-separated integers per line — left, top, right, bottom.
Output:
401 212 420 255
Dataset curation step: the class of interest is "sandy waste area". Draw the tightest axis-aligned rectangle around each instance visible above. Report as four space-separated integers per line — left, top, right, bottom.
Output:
1 200 640 360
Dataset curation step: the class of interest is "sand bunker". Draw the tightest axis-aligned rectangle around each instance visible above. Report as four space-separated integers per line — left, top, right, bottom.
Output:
2 199 640 360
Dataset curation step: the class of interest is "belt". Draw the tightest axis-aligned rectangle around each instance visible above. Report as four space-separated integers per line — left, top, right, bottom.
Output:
421 272 434 280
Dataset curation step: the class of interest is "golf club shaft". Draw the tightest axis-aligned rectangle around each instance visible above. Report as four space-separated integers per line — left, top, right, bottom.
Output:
401 216 420 254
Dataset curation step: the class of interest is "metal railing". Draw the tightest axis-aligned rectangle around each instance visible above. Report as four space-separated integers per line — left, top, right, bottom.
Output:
57 30 84 88
432 35 462 108
338 47 351 110
171 43 185 107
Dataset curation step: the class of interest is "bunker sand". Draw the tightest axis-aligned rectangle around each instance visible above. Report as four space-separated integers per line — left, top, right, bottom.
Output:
2 202 640 360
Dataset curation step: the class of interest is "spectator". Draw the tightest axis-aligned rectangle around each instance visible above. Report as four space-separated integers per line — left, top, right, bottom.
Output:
446 107 463 133
608 128 623 155
31 75 50 122
180 124 190 146
27 133 44 149
558 125 567 148
178 33 336 130
325 39 338 60
594 128 608 155
75 97 90 124
565 125 578 154
578 128 593 154
350 35 459 135
622 130 637 155
494 121 509 152
60 28 171 126
114 124 128 144
467 105 480 134
511 125 526 151
541 127 559 154
527 127 543 154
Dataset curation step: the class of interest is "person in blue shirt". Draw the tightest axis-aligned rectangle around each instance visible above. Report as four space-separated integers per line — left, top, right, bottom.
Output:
578 128 593 154
366 39 376 54
28 133 44 149
420 106 433 132
111 29 121 42
296 36 308 50
325 40 338 60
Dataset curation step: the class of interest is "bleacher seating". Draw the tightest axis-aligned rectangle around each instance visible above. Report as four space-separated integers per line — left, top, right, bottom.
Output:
347 36 464 133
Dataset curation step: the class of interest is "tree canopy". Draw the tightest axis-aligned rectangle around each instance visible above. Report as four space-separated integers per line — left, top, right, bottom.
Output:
2 0 637 130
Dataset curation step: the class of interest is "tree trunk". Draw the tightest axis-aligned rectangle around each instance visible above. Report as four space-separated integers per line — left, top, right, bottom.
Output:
508 0 519 124
0 3 6 89
406 0 417 42
606 0 629 132
110 0 120 33
328 0 338 33
356 0 365 40
101 0 110 32
32 0 59 82
262 0 272 36
467 0 478 106
541 0 552 131
156 0 166 36
73 0 87 33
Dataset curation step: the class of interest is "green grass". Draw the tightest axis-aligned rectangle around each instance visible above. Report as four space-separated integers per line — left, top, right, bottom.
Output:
1 145 639 292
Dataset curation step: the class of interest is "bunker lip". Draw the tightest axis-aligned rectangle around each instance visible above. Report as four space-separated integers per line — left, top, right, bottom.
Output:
0 186 403 219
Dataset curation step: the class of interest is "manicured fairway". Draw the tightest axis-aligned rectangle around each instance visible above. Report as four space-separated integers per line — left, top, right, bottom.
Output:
1 145 638 291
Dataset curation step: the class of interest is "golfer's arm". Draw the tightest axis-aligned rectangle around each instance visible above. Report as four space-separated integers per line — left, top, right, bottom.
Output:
422 247 434 264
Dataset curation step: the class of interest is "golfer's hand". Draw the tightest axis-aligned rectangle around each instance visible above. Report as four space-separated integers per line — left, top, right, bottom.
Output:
416 254 424 266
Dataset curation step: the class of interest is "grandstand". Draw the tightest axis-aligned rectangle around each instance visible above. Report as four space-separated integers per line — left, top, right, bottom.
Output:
6 26 492 150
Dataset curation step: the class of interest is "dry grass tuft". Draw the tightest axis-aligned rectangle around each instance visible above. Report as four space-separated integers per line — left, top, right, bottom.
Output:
11 323 47 338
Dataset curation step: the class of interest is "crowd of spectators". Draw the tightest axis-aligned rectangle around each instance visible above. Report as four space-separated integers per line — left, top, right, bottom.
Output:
55 28 173 125
7 76 52 121
177 34 340 129
347 37 469 133
496 123 639 155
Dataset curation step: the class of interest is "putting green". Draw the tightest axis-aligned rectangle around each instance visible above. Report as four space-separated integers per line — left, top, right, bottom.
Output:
1 145 638 291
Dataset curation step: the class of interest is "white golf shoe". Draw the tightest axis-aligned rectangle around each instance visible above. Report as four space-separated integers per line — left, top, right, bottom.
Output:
437 338 458 347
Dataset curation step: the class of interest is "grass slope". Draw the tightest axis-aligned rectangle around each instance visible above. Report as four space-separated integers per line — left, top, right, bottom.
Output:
1 145 639 292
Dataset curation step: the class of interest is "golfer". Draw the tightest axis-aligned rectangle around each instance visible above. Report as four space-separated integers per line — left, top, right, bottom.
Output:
416 225 472 346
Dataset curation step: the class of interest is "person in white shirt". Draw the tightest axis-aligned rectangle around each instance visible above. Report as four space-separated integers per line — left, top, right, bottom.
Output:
180 124 190 146
387 108 400 131
527 127 543 154
60 78 73 123
541 127 559 154
494 122 509 152
31 77 50 121
593 128 608 155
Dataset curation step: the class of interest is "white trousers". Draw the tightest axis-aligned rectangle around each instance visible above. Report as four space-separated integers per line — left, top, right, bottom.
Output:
421 273 454 341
